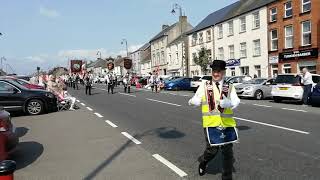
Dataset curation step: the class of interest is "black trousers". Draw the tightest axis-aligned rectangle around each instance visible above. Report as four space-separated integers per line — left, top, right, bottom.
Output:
74 82 79 90
124 85 130 93
108 83 114 94
85 86 91 95
199 128 234 179
303 84 312 105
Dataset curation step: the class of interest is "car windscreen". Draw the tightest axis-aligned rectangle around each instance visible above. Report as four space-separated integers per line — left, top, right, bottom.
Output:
191 76 201 81
243 79 266 84
4 79 28 90
274 75 300 84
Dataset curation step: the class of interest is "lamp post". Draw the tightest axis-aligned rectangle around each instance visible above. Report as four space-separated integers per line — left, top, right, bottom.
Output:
1 57 6 71
171 3 186 77
121 39 129 57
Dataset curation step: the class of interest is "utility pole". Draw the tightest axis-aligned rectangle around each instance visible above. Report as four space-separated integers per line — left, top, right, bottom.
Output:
121 39 129 57
1 57 6 71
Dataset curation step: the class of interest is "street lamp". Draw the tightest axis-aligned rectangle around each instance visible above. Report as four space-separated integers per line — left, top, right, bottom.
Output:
96 51 102 59
0 57 6 71
171 3 186 77
121 39 129 57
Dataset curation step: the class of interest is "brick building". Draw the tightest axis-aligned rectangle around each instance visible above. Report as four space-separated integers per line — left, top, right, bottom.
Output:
268 0 320 77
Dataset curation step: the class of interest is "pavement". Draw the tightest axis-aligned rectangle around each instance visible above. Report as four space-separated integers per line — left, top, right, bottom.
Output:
10 83 320 180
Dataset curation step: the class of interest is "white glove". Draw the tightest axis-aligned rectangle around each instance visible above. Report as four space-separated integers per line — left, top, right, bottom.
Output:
219 95 232 108
188 97 201 106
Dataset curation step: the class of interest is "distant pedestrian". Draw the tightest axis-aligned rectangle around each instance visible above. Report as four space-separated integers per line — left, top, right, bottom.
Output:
106 73 115 94
85 73 93 95
253 74 258 78
75 74 80 90
123 73 131 93
300 68 314 105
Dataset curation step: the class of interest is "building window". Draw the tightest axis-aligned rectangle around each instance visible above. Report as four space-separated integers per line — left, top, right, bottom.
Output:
176 52 179 65
240 66 249 76
270 29 278 51
218 47 224 60
199 32 204 44
230 68 236 76
271 64 278 77
206 50 212 60
285 25 293 49
254 65 261 78
228 21 234 36
228 45 235 59
252 12 260 29
192 34 197 46
284 1 293 18
239 16 246 32
206 30 211 42
240 42 247 58
270 7 277 22
218 24 223 39
302 21 311 46
192 53 197 65
169 54 172 65
302 0 311 13
253 39 261 56
283 64 291 73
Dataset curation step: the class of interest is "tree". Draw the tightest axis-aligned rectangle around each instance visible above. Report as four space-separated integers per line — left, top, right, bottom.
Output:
193 47 210 75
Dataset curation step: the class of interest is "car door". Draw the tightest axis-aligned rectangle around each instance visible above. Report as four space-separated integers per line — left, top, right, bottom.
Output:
262 79 274 97
0 81 24 109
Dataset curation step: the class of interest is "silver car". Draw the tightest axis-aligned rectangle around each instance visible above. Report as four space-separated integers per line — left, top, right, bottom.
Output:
235 78 274 100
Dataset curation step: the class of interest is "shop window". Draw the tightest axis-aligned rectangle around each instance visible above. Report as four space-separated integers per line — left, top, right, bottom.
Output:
254 65 261 78
283 64 291 74
240 66 249 76
230 68 236 76
271 64 278 77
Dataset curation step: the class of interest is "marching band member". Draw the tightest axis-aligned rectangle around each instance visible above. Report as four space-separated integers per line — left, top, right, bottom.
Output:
188 60 240 180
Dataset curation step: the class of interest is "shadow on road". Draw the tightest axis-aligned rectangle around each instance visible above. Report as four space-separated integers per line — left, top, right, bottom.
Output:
12 141 44 170
237 125 251 131
83 127 185 180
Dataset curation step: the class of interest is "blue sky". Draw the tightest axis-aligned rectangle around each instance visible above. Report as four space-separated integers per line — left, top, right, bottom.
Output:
0 0 237 74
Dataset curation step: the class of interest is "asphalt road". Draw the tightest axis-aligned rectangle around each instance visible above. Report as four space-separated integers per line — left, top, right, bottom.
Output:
69 84 320 180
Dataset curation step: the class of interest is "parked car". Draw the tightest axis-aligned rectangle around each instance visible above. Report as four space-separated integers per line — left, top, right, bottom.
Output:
165 78 192 91
235 78 274 100
0 107 18 161
226 76 252 86
310 82 320 106
271 74 320 103
0 77 45 90
164 76 181 84
190 75 212 93
0 79 57 115
138 77 148 86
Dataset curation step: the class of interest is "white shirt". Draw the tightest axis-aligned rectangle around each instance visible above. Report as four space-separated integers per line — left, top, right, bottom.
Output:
302 72 313 85
188 79 240 109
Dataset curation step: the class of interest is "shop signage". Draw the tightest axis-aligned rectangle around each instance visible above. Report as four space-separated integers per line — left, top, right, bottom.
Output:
226 59 240 67
279 48 318 60
269 56 279 64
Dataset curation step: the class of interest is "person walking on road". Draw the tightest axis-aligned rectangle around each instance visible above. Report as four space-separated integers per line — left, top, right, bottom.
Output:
106 72 115 94
74 74 80 90
84 73 93 95
123 73 131 93
188 60 240 180
300 68 314 105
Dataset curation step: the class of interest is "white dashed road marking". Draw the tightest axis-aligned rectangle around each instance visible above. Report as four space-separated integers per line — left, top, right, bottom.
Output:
168 93 177 96
119 92 137 97
80 103 85 106
146 98 182 107
121 132 141 145
281 108 307 113
234 117 310 135
152 154 188 178
86 107 93 111
105 120 118 128
253 104 272 108
94 112 103 118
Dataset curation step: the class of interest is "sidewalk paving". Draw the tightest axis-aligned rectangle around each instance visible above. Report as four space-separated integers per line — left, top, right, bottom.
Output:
11 107 180 180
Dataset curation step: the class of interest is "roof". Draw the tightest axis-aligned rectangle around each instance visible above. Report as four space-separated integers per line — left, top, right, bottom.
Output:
149 23 177 42
167 33 185 46
187 0 277 35
139 43 150 51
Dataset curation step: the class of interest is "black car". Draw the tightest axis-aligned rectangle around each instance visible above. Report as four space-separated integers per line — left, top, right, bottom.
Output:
0 79 57 115
310 83 320 107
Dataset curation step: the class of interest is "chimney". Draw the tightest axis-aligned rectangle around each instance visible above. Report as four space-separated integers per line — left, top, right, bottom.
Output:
162 25 169 30
179 16 188 33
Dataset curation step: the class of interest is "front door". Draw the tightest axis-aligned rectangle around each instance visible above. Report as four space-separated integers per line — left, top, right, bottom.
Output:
0 81 24 109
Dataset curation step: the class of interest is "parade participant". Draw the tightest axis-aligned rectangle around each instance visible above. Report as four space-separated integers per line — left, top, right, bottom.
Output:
123 73 131 93
84 73 93 95
188 60 240 180
74 74 80 90
106 72 115 94
149 72 156 92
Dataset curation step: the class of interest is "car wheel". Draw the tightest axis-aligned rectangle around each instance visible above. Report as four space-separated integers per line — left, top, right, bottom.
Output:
254 90 264 100
26 99 44 115
273 97 282 103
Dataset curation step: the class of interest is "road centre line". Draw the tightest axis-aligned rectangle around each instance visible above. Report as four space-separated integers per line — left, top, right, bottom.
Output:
121 132 141 145
253 104 272 108
234 117 310 135
86 107 93 111
118 92 137 97
105 120 118 128
80 103 85 106
146 98 182 107
152 154 188 177
94 112 103 118
281 108 307 113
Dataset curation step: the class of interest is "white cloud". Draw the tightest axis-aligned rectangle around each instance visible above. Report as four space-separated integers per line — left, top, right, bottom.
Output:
39 6 60 18
25 54 49 63
58 48 109 59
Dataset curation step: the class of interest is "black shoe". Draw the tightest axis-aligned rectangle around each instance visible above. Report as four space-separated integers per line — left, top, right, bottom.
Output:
198 161 207 176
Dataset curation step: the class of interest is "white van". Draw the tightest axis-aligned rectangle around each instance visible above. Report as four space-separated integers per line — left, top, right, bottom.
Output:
271 74 320 102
